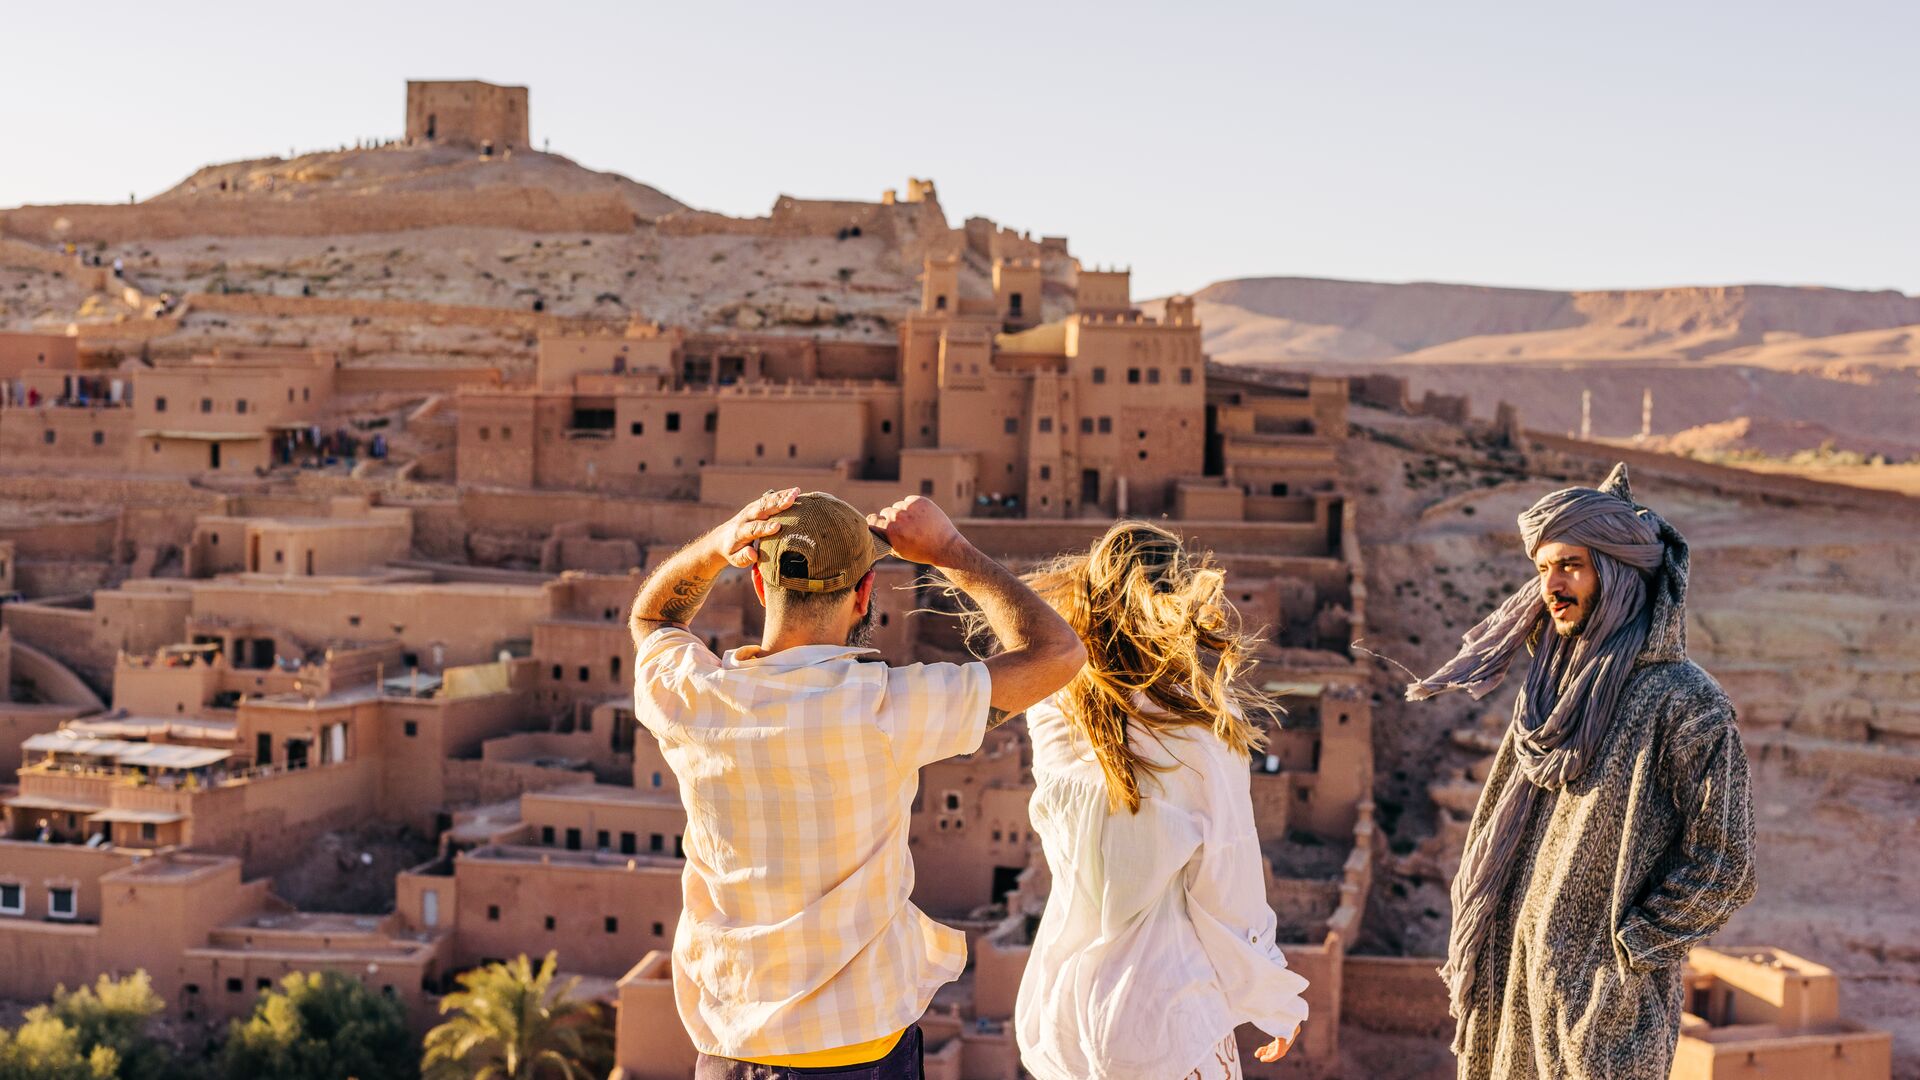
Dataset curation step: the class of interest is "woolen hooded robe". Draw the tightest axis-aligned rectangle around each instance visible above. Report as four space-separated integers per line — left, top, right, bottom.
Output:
1446 468 1757 1080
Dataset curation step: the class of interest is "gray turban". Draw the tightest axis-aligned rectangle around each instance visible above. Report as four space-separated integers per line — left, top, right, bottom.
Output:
1407 463 1671 1020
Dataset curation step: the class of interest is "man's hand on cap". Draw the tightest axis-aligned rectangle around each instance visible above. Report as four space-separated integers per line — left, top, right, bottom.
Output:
715 487 799 569
867 495 968 569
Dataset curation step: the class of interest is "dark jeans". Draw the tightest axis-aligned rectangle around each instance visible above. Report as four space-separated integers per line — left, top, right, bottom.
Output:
695 1026 924 1080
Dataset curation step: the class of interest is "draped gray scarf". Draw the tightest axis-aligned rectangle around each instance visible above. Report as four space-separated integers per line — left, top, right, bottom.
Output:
1407 466 1670 1020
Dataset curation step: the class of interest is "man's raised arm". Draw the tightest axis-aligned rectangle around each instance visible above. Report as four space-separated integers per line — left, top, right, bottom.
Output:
867 496 1085 724
630 488 798 647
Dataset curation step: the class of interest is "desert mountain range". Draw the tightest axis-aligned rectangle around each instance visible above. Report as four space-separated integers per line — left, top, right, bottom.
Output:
1158 277 1920 459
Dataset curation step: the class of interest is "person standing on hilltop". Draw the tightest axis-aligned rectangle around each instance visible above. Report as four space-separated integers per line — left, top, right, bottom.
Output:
1407 463 1755 1080
629 490 1083 1079
1010 521 1309 1080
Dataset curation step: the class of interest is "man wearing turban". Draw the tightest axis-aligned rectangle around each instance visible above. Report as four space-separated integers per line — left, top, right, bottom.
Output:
1409 464 1756 1079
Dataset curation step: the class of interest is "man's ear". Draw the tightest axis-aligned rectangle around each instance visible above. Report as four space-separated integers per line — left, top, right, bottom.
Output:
852 570 876 616
751 565 768 607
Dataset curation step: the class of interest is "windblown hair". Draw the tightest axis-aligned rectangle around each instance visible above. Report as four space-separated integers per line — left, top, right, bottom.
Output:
970 521 1272 814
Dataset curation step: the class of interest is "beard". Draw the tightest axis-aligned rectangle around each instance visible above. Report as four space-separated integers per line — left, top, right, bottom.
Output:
845 603 877 648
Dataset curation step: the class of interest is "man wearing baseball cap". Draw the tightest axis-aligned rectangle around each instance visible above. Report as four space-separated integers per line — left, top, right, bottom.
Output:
629 489 1085 1078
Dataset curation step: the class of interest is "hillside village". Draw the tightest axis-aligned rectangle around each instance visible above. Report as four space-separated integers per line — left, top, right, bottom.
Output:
0 81 1912 1079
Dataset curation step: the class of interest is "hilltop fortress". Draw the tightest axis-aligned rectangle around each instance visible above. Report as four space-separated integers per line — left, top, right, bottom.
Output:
0 82 1905 1079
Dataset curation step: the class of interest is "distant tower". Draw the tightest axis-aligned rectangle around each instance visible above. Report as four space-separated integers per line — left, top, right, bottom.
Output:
920 255 958 316
406 80 530 149
1640 387 1653 440
1580 389 1592 440
1075 267 1132 316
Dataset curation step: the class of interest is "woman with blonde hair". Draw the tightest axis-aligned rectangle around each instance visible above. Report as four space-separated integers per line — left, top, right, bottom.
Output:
1005 521 1308 1080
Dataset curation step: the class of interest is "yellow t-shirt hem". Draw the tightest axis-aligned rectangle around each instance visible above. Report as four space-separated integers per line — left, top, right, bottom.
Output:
742 1028 905 1068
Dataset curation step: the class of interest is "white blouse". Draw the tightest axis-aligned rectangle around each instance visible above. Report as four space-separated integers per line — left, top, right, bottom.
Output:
1015 695 1309 1080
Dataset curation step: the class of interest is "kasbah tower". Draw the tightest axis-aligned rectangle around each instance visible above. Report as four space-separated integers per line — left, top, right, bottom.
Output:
0 80 1892 1080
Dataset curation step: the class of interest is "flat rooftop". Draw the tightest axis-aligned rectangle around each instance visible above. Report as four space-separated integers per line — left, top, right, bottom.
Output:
462 844 683 872
523 783 680 809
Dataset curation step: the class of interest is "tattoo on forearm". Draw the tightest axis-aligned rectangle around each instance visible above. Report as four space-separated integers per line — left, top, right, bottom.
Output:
987 707 1013 730
658 576 715 624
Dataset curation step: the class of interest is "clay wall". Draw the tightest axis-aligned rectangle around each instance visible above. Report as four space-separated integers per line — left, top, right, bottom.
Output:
0 515 117 561
0 189 630 244
1 602 115 694
241 516 411 577
444 755 594 808
713 396 868 468
1074 269 1131 314
187 581 552 667
448 849 682 977
406 80 529 148
333 366 502 394
612 953 696 1080
909 735 1032 918
92 584 196 655
531 620 633 712
1339 955 1452 1036
0 332 79 376
519 789 685 858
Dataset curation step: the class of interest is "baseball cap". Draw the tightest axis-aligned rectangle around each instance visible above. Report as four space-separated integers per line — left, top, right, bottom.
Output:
757 491 891 593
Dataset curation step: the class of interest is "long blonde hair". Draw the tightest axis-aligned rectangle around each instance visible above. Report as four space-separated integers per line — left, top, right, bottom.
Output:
983 521 1272 813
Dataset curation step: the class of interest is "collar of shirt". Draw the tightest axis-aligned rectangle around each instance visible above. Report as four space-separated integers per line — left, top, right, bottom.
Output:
724 643 879 671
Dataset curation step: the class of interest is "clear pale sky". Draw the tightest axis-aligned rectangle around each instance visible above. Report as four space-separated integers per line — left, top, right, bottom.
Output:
3 1 1913 300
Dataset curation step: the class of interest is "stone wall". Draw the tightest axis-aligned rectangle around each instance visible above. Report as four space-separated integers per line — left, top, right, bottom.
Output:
1341 955 1453 1036
0 189 634 244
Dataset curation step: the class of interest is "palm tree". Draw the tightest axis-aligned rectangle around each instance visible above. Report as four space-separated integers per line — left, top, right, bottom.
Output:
421 952 612 1080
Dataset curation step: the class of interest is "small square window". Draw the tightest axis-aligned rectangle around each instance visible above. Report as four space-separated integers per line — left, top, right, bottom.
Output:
1179 367 1194 385
1038 417 1053 433
257 978 272 991
919 479 934 496
154 396 168 412
403 721 418 738
1147 368 1161 385
91 430 104 446
49 887 75 919
944 792 961 812
347 615 360 626
227 978 243 993
501 426 511 439
1039 466 1051 481
665 412 681 432
1127 368 1141 384
0 883 22 914
42 430 54 445
652 921 665 936
1003 417 1018 435
597 830 610 850
1079 418 1093 434
200 398 212 414
704 411 717 433
237 399 249 414
1098 417 1112 434
650 833 664 853
541 826 556 845
140 822 157 841
544 915 556 931
881 419 893 434
487 905 501 921
551 665 562 680
605 917 618 934
620 832 636 855
630 422 643 435
1091 367 1106 384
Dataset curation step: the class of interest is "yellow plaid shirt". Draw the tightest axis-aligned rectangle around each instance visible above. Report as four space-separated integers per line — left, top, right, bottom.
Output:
634 626 992 1059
